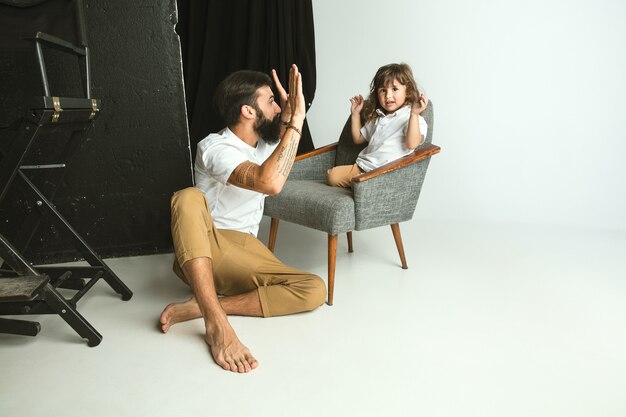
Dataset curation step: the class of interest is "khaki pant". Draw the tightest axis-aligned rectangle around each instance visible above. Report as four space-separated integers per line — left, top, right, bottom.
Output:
170 187 326 317
326 163 364 187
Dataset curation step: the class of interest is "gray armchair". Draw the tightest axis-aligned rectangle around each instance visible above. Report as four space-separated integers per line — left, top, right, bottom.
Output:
264 101 439 305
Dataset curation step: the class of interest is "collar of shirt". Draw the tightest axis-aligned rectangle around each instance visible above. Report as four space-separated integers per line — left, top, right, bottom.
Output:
223 127 251 148
222 127 266 158
375 105 411 119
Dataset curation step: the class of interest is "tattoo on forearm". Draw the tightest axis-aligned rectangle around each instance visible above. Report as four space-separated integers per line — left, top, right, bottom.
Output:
234 161 257 188
276 146 286 164
277 131 299 177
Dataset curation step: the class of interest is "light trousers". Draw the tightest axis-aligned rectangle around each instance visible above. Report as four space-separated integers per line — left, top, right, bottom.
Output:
170 187 326 317
326 163 364 187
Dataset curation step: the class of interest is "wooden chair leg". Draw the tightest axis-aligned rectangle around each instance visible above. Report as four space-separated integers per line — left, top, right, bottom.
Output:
390 223 408 269
347 231 353 253
268 218 279 252
327 234 337 305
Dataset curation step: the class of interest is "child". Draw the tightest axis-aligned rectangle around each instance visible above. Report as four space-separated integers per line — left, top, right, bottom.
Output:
326 63 429 187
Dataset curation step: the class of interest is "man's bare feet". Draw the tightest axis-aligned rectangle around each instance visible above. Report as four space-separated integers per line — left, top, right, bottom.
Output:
160 298 258 373
159 297 202 333
205 320 259 373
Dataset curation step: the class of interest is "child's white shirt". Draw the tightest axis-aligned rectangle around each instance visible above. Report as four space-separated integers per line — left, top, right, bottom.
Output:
356 106 427 172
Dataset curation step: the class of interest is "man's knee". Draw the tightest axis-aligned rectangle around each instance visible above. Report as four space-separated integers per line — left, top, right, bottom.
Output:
170 187 215 265
171 187 205 211
302 275 327 310
171 187 212 227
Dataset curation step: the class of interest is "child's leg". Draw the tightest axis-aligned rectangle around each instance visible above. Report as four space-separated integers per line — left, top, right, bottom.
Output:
326 163 363 187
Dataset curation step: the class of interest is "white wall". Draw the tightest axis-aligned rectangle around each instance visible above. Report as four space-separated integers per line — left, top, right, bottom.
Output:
307 0 626 231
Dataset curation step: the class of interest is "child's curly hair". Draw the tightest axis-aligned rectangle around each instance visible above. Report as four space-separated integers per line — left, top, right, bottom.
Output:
362 63 420 122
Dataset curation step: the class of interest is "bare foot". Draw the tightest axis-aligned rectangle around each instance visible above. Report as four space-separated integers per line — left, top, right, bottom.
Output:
206 321 259 373
159 297 202 333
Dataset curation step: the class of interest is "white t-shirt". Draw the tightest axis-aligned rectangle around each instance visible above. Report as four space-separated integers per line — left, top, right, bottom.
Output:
356 106 428 172
194 127 277 236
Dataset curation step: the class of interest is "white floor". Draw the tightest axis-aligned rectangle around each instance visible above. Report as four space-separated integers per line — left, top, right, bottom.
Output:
1 217 625 417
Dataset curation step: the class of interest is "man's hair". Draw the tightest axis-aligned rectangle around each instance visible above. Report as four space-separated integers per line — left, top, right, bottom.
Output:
213 70 272 126
363 63 420 122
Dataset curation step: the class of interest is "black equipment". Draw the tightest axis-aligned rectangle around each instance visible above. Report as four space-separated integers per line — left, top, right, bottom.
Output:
0 0 133 346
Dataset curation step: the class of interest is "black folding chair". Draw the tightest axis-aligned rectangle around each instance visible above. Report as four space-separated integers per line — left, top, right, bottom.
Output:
0 0 132 346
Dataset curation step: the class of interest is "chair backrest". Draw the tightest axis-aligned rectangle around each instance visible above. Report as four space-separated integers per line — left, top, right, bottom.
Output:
420 100 434 145
334 100 434 167
334 116 366 167
352 101 435 231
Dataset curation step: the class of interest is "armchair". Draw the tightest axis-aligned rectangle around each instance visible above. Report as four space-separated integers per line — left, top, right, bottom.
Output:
264 101 439 305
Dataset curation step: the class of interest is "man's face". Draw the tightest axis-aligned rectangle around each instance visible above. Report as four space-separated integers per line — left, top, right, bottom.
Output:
252 86 282 144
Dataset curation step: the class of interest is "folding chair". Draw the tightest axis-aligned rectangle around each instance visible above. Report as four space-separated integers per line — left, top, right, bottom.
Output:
0 0 132 346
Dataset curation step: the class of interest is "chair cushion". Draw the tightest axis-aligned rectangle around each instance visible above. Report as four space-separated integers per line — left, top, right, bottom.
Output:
264 180 355 235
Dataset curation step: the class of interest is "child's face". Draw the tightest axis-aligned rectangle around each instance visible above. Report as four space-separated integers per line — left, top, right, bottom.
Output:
377 79 407 114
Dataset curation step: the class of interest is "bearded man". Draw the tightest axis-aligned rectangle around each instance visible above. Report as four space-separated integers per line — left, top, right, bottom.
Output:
159 65 326 373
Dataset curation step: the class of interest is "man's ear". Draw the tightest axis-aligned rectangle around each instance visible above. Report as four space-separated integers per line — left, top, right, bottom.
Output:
241 105 255 120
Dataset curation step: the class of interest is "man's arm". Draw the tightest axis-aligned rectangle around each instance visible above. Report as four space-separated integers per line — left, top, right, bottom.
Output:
228 65 305 195
228 123 302 195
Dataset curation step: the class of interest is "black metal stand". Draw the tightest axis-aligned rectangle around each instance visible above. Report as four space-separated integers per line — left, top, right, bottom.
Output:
0 0 132 346
0 234 104 347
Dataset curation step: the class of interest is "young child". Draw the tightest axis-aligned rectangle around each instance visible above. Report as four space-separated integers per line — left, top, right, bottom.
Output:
326 63 429 187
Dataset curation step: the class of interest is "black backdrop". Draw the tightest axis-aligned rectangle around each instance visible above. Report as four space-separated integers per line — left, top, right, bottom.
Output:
0 0 191 263
176 0 317 157
0 0 316 264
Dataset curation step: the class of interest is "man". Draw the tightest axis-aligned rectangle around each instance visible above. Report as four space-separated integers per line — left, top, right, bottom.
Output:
159 65 326 373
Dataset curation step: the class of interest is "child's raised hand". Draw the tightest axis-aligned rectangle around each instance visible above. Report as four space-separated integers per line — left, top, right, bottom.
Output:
411 94 429 115
349 95 364 115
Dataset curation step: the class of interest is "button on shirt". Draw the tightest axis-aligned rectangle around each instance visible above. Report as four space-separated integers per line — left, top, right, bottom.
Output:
194 128 278 236
356 106 428 172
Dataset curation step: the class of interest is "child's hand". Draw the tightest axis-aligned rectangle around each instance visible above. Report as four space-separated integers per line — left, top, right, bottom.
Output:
350 95 364 115
411 94 429 115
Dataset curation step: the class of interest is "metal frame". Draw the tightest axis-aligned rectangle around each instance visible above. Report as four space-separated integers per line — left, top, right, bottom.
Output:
0 0 132 345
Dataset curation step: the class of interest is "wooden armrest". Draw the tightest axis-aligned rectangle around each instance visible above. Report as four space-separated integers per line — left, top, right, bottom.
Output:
295 143 338 161
352 144 441 183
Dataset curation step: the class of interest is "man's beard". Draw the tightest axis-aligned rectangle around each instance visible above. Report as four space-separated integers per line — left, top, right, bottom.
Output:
254 112 281 145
